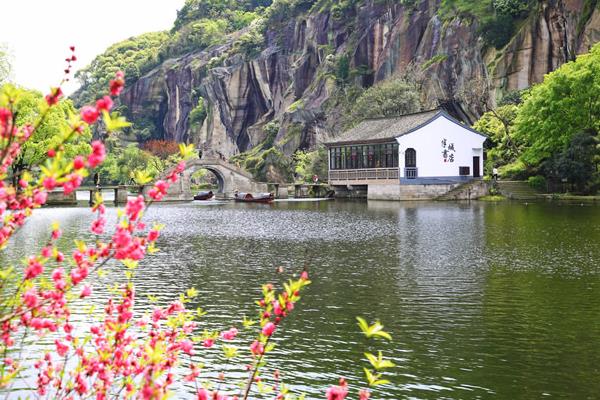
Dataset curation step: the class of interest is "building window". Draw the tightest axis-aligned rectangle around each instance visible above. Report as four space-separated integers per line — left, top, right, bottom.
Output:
405 148 416 168
330 143 399 170
459 166 470 176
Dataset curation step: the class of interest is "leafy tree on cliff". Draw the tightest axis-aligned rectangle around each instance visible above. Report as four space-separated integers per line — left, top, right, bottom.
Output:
73 32 169 105
513 43 600 166
350 78 422 123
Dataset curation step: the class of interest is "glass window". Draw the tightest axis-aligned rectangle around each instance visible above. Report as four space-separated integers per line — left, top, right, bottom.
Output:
405 148 417 168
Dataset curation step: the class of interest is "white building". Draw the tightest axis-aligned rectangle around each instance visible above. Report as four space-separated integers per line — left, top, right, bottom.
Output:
326 109 487 200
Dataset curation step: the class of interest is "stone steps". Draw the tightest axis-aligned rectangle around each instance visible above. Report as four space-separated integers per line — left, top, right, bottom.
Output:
436 180 489 201
496 181 542 200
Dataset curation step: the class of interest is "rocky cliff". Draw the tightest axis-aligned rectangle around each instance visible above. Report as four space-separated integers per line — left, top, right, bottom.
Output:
119 0 600 164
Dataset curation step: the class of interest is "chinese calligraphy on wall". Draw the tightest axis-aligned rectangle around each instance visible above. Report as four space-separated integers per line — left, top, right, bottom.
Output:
442 138 455 163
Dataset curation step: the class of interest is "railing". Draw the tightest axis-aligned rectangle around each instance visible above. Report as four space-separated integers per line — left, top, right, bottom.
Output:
329 168 399 182
404 168 418 179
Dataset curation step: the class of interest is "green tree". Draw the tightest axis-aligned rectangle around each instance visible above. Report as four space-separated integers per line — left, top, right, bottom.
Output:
542 129 599 193
293 147 328 182
95 144 164 185
4 85 92 183
474 104 522 172
350 78 422 122
73 32 170 105
513 43 600 166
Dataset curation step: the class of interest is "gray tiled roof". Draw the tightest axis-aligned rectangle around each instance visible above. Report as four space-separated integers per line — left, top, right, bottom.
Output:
325 109 443 145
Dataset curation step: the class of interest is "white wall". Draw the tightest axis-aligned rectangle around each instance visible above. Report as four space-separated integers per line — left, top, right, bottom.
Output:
396 115 486 178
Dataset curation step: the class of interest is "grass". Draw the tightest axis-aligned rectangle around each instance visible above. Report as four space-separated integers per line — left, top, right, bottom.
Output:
478 195 507 201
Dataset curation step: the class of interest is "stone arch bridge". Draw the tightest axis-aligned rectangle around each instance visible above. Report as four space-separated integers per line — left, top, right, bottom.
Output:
151 156 268 201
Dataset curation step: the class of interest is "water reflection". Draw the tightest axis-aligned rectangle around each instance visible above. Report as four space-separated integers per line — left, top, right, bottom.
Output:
3 200 600 399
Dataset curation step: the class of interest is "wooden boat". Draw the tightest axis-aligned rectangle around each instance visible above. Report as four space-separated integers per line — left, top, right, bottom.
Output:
234 192 274 203
194 191 214 201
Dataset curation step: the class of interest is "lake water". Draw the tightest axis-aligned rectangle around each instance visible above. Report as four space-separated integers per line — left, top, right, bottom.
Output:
4 199 600 399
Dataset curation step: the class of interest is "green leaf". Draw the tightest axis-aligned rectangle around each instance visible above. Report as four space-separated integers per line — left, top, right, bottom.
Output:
179 143 196 159
102 110 131 132
363 368 390 387
365 351 396 370
134 170 152 185
222 345 238 359
242 315 256 328
356 317 392 340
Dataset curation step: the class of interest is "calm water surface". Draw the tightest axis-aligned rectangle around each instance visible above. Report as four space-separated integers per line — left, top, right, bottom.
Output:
5 200 600 399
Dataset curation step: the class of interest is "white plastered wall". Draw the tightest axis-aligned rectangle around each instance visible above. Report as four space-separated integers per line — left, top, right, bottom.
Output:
396 115 486 178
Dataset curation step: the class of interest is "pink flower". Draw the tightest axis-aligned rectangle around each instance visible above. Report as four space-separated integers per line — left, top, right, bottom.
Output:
80 106 99 124
87 141 106 168
42 177 57 190
125 196 145 221
262 322 276 337
147 230 160 242
80 285 92 298
33 190 47 206
95 95 113 112
148 180 169 201
202 338 214 348
45 87 63 106
47 149 56 158
23 289 39 308
91 217 105 235
326 384 348 400
220 328 238 341
75 373 88 395
70 266 89 285
24 257 44 280
180 340 194 355
55 339 68 357
73 155 86 170
359 389 370 400
273 301 283 316
51 228 62 240
41 247 52 258
51 267 64 282
0 107 11 123
250 340 264 356
109 71 125 96
301 270 309 280
197 388 209 400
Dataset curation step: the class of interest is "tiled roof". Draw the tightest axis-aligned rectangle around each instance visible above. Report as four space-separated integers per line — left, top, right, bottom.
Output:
325 109 485 146
325 109 441 145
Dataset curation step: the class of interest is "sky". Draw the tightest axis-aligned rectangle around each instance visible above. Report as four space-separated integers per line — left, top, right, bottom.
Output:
0 0 185 94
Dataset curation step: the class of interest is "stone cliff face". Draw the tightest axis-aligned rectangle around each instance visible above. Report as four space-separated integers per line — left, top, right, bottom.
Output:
120 0 600 160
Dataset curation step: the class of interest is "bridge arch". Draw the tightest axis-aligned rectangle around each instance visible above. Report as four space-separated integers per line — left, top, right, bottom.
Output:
151 156 268 201
188 164 226 193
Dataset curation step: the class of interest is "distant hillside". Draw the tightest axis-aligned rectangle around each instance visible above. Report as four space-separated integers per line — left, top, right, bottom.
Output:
73 0 600 180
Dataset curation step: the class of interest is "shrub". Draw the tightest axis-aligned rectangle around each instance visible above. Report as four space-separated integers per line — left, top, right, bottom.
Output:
528 175 547 191
142 139 181 159
349 78 422 123
189 96 208 128
499 160 528 180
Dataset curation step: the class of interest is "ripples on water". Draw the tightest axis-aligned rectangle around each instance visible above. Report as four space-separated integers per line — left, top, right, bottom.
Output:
4 200 600 399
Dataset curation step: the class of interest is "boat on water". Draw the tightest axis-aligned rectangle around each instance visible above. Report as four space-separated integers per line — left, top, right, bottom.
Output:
234 192 274 203
194 191 214 201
